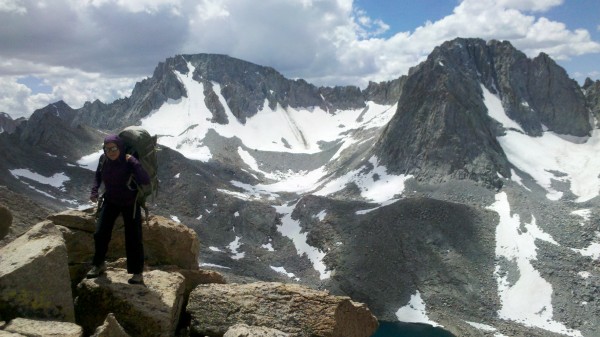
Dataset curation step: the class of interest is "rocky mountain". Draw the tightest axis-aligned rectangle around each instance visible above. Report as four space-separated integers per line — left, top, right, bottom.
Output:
69 53 402 132
1 37 600 337
373 39 590 187
0 112 21 134
583 77 600 123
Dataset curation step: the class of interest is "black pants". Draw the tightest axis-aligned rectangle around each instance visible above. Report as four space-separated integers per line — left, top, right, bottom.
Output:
93 201 144 274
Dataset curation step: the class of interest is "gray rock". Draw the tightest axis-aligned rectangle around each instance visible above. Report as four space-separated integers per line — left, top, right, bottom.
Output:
0 186 51 241
49 210 200 275
0 203 11 240
583 78 600 125
90 313 130 337
75 269 185 337
187 282 378 337
224 324 290 337
0 221 75 322
0 112 19 135
3 318 82 337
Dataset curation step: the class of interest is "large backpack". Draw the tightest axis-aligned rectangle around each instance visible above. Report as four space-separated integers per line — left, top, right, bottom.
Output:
118 126 159 220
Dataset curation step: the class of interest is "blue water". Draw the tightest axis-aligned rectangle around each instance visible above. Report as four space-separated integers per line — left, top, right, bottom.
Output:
371 321 456 337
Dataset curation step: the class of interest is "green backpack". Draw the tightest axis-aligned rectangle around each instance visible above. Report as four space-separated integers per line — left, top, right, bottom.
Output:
118 126 159 220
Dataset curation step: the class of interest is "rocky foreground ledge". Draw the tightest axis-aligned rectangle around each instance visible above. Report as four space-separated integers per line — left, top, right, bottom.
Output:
0 208 378 337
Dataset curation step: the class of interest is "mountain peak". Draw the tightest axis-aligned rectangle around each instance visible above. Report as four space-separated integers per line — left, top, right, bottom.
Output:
372 37 592 187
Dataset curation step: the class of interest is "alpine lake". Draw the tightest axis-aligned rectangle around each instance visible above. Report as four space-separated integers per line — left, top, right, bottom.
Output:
371 321 457 337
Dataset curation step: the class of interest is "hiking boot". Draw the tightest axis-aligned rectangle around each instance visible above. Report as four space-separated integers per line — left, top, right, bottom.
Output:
128 273 144 285
86 263 106 279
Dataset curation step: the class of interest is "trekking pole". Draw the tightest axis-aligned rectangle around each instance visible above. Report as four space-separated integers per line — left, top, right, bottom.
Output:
95 195 104 219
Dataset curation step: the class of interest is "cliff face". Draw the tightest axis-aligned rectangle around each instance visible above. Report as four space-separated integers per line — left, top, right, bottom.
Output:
583 77 600 125
0 112 21 134
17 100 103 158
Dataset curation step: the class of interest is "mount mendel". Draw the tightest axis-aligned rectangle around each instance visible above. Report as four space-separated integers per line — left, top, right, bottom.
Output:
1 38 600 337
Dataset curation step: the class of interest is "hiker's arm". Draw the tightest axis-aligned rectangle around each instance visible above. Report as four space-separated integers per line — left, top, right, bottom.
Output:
126 155 150 185
90 154 104 202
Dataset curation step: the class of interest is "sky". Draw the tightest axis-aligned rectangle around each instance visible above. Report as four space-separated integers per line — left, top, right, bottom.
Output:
0 0 599 119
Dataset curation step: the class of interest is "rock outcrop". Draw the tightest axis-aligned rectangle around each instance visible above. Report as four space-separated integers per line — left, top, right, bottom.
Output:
0 204 11 240
0 186 50 241
75 269 185 337
3 318 82 337
0 221 74 322
48 209 200 284
0 112 20 135
0 210 378 337
187 282 378 337
90 313 130 337
583 77 600 124
224 324 290 337
16 101 103 159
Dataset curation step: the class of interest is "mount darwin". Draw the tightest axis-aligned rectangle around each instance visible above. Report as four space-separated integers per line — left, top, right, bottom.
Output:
1 37 600 337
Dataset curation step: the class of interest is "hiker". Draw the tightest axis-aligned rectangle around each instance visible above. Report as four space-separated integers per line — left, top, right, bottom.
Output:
87 134 150 285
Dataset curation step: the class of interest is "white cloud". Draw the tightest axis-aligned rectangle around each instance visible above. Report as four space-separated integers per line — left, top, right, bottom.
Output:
0 58 140 118
0 0 26 14
0 0 598 118
0 76 32 116
194 0 230 21
497 0 563 12
87 0 182 14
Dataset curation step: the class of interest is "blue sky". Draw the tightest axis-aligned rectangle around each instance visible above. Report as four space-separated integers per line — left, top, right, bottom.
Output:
355 0 459 35
0 0 598 118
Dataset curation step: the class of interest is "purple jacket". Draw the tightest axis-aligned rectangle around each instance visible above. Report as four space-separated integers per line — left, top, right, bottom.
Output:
91 135 150 206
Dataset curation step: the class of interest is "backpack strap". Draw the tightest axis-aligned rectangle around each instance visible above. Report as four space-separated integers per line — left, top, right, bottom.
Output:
130 178 150 226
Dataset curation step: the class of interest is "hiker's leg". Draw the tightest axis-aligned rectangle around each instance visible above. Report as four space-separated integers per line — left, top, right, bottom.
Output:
123 204 144 274
92 202 119 266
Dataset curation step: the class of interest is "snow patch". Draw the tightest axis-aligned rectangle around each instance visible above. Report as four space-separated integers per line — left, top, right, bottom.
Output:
261 243 275 251
487 192 582 336
315 156 412 203
10 169 70 191
275 203 330 280
270 266 299 281
200 263 230 269
483 86 600 202
465 321 497 332
77 150 103 171
510 169 531 191
395 291 441 327
571 209 591 226
228 236 245 260
571 242 600 260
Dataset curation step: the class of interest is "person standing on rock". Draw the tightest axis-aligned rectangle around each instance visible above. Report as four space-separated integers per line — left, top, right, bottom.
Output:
87 134 150 285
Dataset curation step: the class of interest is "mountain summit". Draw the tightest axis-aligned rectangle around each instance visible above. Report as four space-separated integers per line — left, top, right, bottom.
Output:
374 38 591 187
